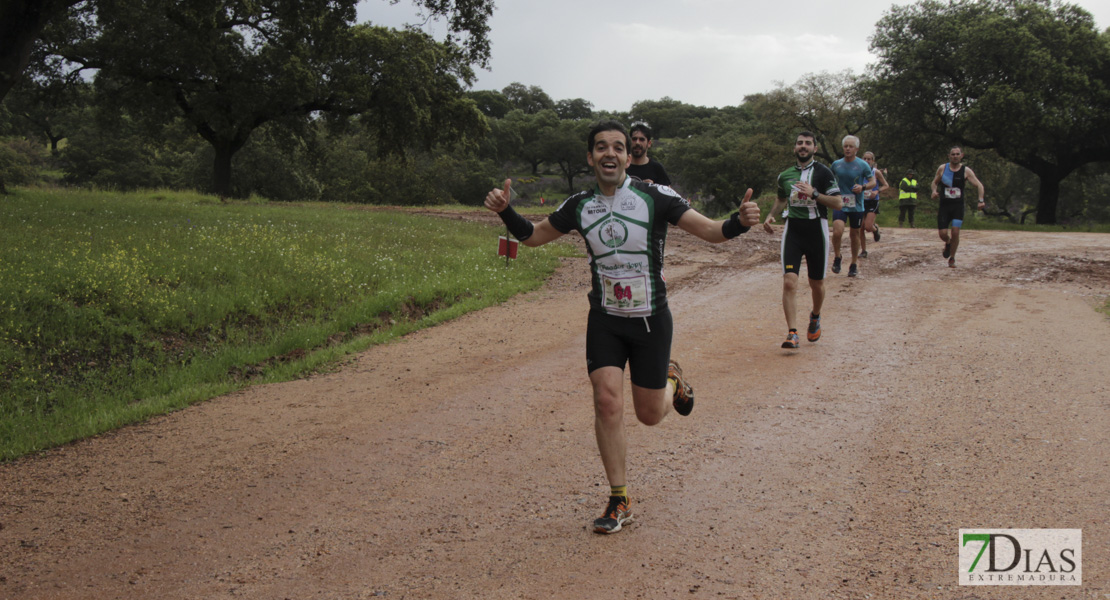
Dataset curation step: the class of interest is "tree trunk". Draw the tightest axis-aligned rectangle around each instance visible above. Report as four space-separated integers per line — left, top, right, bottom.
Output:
1035 176 1060 225
212 142 235 198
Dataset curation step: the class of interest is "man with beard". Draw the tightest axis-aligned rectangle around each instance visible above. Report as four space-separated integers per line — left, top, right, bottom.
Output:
626 122 672 185
930 146 985 268
484 119 761 535
762 131 843 349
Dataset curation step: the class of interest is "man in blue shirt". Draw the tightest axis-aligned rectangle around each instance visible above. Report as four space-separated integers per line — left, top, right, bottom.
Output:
829 135 876 277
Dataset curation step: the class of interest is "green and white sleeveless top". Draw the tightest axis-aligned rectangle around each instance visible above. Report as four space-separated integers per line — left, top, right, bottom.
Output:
549 176 690 317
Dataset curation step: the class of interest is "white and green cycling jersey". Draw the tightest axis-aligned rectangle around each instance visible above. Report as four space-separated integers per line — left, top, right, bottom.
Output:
549 176 690 317
776 160 841 220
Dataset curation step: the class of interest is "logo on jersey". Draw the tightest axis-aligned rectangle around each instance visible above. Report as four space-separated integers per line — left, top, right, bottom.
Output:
599 218 629 248
656 185 680 198
620 198 638 211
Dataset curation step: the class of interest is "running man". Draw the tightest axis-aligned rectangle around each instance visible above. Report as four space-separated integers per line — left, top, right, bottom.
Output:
830 135 876 277
484 120 760 534
859 151 889 258
930 146 985 268
763 131 843 349
626 122 672 185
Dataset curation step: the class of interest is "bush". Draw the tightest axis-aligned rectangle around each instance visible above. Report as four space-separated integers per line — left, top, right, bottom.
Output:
0 137 48 189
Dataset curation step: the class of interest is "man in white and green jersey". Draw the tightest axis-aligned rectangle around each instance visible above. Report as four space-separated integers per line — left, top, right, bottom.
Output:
483 119 761 535
763 131 843 349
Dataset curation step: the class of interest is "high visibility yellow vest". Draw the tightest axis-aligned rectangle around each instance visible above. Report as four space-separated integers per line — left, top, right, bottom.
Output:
899 178 917 203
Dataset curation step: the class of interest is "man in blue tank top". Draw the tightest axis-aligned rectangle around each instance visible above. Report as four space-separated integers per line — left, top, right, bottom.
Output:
930 146 985 268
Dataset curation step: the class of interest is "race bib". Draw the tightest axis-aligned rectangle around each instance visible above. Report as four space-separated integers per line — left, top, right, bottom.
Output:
842 195 856 209
945 187 963 199
789 185 816 208
602 273 649 312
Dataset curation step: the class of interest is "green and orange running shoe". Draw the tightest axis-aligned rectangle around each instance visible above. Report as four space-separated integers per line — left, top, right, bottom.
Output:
593 495 633 534
668 359 695 416
806 313 822 342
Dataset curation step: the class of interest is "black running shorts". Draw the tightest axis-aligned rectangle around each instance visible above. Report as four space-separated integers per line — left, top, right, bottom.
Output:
832 210 864 228
781 218 829 280
937 200 965 229
586 308 672 389
864 199 880 214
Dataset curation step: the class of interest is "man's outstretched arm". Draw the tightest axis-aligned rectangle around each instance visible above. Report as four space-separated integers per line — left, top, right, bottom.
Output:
676 188 761 243
484 178 564 247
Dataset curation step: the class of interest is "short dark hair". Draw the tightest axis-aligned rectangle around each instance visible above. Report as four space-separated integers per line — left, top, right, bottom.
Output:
629 121 653 141
588 120 631 152
797 130 816 142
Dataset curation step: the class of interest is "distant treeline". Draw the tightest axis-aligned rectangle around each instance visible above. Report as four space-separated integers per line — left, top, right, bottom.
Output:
2 0 1109 224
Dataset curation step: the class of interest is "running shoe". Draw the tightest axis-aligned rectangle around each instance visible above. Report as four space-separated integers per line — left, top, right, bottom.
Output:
943 242 951 258
593 495 632 534
859 250 869 258
949 258 956 268
668 359 694 416
848 263 859 277
831 256 842 274
806 313 821 342
873 226 881 242
781 331 800 349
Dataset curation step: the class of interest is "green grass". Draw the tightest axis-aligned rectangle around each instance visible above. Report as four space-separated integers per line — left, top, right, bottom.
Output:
0 188 574 460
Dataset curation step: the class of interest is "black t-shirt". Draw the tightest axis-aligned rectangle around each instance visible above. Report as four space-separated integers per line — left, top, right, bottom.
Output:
626 158 671 186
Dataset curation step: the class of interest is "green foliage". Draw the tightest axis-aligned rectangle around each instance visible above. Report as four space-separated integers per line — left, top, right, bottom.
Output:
502 82 555 114
667 132 787 216
745 71 867 164
60 119 205 191
542 119 592 193
57 0 493 197
0 188 572 459
629 97 717 139
0 137 47 189
555 98 594 120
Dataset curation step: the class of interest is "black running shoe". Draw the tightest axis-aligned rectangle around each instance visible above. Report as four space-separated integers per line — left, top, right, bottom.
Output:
848 263 859 277
943 242 951 258
831 256 842 274
668 359 694 416
593 495 632 534
873 226 881 242
859 250 868 258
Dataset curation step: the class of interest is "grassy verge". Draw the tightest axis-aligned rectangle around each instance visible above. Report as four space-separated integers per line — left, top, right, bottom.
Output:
0 188 574 460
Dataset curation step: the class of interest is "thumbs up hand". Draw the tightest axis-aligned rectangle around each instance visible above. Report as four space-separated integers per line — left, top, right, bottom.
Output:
484 179 512 213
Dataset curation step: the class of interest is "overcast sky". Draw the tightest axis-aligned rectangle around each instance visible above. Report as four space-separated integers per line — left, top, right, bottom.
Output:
358 0 1110 112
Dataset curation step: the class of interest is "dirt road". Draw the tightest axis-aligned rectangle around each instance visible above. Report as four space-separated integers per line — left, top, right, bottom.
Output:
2 223 1109 599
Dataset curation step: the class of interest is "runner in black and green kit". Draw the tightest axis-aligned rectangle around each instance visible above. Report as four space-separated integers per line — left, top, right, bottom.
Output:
763 131 843 349
483 120 761 534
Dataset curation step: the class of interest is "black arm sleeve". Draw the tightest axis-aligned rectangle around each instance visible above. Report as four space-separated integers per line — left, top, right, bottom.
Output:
497 205 535 241
721 212 749 239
